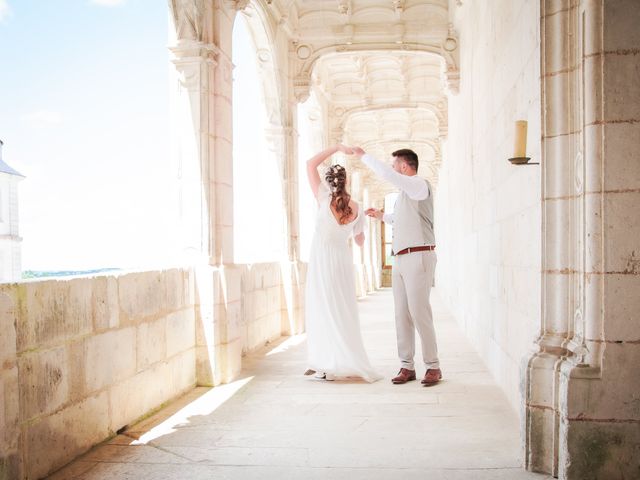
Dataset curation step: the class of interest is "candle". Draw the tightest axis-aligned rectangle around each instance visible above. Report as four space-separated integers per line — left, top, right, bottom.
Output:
514 120 528 158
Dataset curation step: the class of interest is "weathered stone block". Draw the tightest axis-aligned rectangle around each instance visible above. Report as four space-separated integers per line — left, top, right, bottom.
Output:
240 291 255 328
166 308 196 358
265 264 281 288
19 346 69 421
0 367 19 450
563 344 640 421
221 338 243 383
66 339 86 403
195 344 218 387
602 274 640 341
603 192 640 274
221 266 242 304
16 279 94 352
25 392 110 480
266 286 281 316
223 300 242 343
0 453 22 480
525 404 556 474
560 418 640 480
136 318 167 372
167 349 196 395
603 52 640 123
254 288 268 320
195 304 221 347
117 271 164 325
603 0 640 53
0 290 17 368
84 327 136 393
92 275 119 332
108 363 169 433
163 268 186 312
602 123 640 192
526 354 559 407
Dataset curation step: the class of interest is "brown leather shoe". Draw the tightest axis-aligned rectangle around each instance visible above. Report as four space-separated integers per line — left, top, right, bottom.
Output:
391 368 416 384
421 368 442 386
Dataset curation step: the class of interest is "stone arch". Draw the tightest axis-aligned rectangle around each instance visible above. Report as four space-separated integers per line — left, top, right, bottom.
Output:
295 45 457 101
335 103 448 140
233 1 284 129
231 0 292 263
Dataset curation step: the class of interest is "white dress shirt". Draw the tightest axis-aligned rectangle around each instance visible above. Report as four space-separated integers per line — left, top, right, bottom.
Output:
361 153 430 224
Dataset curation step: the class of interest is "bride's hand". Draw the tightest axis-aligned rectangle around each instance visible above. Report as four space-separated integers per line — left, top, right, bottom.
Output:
336 144 354 155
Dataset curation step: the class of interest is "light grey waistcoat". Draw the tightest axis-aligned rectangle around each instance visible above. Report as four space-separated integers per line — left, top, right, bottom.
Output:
392 179 435 254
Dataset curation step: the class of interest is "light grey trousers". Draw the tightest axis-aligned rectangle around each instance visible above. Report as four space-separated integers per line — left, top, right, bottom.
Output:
392 250 439 370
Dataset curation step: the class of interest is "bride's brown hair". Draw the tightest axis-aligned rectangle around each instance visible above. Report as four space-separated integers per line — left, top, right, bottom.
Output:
325 164 352 224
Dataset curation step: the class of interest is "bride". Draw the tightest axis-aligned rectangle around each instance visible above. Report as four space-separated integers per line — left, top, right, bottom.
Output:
303 144 382 383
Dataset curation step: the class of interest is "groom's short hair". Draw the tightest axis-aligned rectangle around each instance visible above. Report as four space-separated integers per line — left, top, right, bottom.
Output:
392 149 419 171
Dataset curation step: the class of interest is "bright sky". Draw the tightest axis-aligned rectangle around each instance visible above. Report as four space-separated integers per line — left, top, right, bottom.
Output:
0 0 175 271
232 14 316 264
232 15 286 264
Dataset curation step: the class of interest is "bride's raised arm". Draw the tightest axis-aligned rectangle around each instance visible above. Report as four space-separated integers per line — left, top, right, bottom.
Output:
306 144 353 199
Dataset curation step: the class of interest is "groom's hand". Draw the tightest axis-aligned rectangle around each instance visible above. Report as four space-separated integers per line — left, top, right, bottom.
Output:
365 208 384 221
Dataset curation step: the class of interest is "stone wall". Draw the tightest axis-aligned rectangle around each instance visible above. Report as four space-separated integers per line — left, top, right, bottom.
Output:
0 263 305 479
436 0 542 412
0 269 196 479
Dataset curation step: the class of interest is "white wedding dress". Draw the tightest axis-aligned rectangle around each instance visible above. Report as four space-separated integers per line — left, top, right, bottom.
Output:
305 183 383 383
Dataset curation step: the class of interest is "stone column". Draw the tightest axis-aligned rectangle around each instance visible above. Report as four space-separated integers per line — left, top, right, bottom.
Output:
169 0 240 385
265 122 306 335
524 1 576 473
170 41 218 265
526 1 640 478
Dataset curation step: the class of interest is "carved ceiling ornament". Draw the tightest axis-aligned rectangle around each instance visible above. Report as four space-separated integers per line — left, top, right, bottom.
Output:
295 44 312 60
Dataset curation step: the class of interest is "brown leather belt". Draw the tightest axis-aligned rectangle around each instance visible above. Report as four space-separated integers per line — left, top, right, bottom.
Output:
394 245 436 256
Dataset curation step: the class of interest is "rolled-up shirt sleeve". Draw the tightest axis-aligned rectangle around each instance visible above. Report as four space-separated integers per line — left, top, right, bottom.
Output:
361 153 429 201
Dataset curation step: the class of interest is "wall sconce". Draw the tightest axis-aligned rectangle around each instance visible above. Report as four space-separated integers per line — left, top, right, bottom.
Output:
509 120 539 165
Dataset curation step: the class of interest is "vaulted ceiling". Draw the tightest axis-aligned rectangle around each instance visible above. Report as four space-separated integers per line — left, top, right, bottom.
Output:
244 0 458 198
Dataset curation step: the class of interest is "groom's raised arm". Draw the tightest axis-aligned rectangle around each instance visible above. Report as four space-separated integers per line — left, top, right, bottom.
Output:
353 148 429 201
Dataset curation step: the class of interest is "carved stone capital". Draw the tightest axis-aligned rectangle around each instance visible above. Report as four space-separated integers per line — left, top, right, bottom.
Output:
170 41 220 65
444 66 460 95
231 0 250 11
293 76 311 103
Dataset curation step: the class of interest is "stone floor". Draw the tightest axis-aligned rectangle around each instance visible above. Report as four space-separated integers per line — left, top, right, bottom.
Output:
48 288 551 480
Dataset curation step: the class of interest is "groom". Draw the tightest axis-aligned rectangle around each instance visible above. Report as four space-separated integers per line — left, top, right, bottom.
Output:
352 147 442 386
